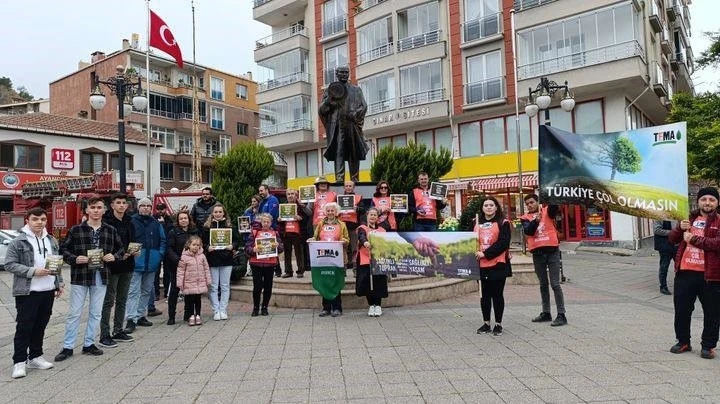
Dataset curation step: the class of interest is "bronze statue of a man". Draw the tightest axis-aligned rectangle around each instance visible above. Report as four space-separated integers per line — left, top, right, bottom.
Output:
319 66 368 184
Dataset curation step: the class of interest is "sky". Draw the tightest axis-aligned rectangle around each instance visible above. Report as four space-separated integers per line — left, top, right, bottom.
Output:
0 0 717 99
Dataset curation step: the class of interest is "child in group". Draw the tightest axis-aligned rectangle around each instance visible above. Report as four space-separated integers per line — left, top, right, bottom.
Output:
176 236 211 326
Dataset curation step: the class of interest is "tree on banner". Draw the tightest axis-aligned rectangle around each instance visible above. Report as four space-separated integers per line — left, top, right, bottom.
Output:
591 137 642 180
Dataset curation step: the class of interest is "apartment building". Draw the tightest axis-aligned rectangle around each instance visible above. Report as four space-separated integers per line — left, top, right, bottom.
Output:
0 99 50 115
50 39 260 194
253 0 693 246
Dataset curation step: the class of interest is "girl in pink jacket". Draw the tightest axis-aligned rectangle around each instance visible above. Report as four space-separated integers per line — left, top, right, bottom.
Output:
176 236 211 326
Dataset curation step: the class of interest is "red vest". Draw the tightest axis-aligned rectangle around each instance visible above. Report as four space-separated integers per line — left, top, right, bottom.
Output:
680 218 706 272
339 194 362 224
475 220 508 268
521 206 559 251
249 229 279 266
357 224 386 266
284 220 300 234
413 188 437 220
313 191 337 225
318 221 342 241
372 196 397 230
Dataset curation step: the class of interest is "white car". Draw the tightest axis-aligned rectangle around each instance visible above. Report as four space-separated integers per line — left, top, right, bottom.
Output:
0 230 21 270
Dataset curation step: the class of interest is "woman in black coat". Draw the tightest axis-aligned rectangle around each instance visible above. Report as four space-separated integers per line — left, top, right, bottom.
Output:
165 211 199 324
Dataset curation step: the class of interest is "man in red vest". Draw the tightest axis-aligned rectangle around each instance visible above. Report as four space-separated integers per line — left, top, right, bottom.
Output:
408 171 446 231
339 181 364 269
521 194 566 326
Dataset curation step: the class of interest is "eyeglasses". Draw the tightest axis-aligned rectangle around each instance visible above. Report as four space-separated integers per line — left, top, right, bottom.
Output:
379 186 388 189
139 205 152 208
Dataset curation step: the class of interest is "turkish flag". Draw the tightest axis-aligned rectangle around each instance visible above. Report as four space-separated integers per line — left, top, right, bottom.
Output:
149 10 183 68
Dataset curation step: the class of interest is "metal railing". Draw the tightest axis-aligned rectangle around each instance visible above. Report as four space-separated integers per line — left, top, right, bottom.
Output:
176 146 192 154
399 88 444 108
258 72 311 92
253 0 272 8
178 112 207 122
397 29 441 52
361 0 388 10
517 40 644 80
322 16 347 38
150 109 178 119
513 0 559 11
358 42 394 64
255 24 307 49
462 13 500 43
464 77 505 105
367 99 395 115
259 118 312 137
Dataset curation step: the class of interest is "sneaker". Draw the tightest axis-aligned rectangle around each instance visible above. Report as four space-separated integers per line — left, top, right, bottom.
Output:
213 312 222 321
261 307 269 316
54 348 73 362
99 336 118 348
318 310 330 317
124 320 136 334
220 311 228 320
11 362 26 379
147 308 163 317
251 308 259 317
368 306 375 317
551 314 567 327
167 318 176 325
492 324 503 336
670 342 692 354
112 331 134 342
137 317 153 327
296 273 304 278
81 344 103 356
532 312 552 322
376 306 382 317
660 287 672 295
701 348 716 359
195 315 202 325
476 323 491 334
27 356 54 370
281 273 293 278
188 315 196 326
331 309 342 317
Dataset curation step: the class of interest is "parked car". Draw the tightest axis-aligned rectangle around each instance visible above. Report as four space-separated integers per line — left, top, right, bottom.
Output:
0 230 20 270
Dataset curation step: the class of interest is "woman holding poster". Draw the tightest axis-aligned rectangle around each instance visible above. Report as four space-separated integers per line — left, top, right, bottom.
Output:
356 208 388 317
245 214 284 317
311 202 349 317
202 204 239 321
371 180 397 230
474 196 512 336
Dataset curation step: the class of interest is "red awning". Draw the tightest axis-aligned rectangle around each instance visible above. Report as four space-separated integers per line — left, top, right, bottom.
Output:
470 174 537 192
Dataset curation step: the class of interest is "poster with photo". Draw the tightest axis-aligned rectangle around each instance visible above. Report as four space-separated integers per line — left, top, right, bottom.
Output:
237 216 251 233
279 204 298 221
429 182 448 200
390 194 409 213
299 185 316 203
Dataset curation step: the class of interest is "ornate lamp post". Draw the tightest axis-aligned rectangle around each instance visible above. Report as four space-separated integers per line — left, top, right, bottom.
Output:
89 65 148 193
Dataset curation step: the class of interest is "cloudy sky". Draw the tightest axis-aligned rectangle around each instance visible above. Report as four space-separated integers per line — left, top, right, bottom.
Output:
1 0 717 99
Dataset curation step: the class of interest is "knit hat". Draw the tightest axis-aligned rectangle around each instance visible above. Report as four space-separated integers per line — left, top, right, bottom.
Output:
137 197 152 206
697 187 719 202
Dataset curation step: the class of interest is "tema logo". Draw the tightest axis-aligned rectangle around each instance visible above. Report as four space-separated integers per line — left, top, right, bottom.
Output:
652 129 682 146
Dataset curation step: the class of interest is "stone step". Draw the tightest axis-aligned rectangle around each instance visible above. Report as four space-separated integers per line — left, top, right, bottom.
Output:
235 272 441 290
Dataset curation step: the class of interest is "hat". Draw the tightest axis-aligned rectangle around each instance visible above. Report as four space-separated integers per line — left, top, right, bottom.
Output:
697 187 719 202
156 203 167 210
138 197 152 206
314 176 329 185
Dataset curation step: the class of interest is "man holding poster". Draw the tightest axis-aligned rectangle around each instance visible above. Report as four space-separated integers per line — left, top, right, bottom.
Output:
408 172 447 231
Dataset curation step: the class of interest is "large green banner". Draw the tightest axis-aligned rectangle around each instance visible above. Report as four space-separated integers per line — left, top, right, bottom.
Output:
309 241 346 300
539 123 688 220
369 232 479 279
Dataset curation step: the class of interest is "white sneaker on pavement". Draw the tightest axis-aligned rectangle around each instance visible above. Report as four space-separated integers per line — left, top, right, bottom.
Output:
27 356 54 370
213 312 221 321
376 306 383 317
12 362 26 379
367 306 375 317
220 311 228 320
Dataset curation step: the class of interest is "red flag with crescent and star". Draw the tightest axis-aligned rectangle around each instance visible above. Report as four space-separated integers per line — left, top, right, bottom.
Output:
149 10 183 68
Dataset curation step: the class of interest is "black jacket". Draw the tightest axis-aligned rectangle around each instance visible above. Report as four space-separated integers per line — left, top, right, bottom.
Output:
166 226 200 272
102 210 135 274
191 197 217 227
202 220 240 267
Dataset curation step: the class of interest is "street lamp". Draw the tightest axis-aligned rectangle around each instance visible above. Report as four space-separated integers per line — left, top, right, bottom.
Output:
89 65 148 193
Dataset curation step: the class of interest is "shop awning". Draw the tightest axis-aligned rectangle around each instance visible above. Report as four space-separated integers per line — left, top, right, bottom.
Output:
470 174 538 192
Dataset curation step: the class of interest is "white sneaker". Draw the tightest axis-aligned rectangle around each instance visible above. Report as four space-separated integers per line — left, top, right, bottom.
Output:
12 362 26 379
213 312 221 321
27 356 54 370
221 311 228 320
376 306 382 317
367 306 375 317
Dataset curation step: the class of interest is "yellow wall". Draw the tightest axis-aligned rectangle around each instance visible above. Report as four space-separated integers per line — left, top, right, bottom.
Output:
287 150 539 189
204 68 258 111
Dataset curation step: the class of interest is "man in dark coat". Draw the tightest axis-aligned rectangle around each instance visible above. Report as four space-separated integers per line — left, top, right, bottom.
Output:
319 66 368 184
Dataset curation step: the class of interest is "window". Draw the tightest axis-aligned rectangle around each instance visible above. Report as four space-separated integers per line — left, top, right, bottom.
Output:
205 139 220 157
325 44 348 84
463 0 500 42
416 127 452 152
257 50 310 91
210 77 224 100
549 108 572 132
465 50 503 104
219 135 231 155
179 166 192 182
505 114 532 152
0 143 42 170
204 168 214 183
359 71 395 115
377 134 406 150
178 136 193 154
322 0 347 37
160 162 174 181
357 16 393 64
237 122 249 136
295 150 319 178
211 107 225 130
482 117 505 155
235 84 248 100
574 100 603 134
397 1 440 51
80 150 106 174
459 122 481 157
109 154 133 171
399 60 442 107
148 94 206 121
260 95 312 136
151 126 175 149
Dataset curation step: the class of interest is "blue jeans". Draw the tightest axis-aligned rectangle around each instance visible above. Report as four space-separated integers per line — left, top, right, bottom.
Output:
209 266 232 313
63 271 107 349
414 221 437 232
125 271 155 322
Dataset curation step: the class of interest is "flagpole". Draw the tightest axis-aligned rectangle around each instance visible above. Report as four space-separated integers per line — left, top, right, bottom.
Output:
191 0 201 184
145 0 152 196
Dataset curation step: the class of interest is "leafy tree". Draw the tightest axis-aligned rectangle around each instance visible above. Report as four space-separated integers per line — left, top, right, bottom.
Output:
593 136 642 180
370 141 453 230
667 91 720 183
211 142 274 221
696 31 720 70
16 86 33 101
0 76 34 103
459 194 485 231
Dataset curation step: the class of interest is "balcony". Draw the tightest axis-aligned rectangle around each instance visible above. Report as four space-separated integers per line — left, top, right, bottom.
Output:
648 1 663 33
178 112 207 123
257 73 312 104
150 109 178 120
253 0 307 26
360 0 388 10
321 16 347 40
652 62 667 97
258 72 311 92
513 0 559 12
464 77 505 106
399 88 445 108
517 40 645 80
462 13 501 44
175 146 192 155
358 42 394 65
667 0 680 21
254 24 309 62
660 26 672 55
397 30 441 52
367 99 395 115
257 119 314 152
